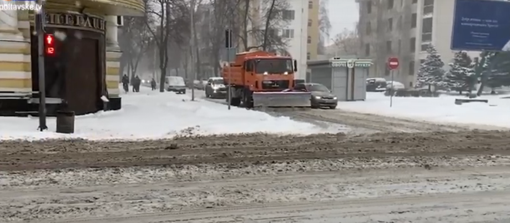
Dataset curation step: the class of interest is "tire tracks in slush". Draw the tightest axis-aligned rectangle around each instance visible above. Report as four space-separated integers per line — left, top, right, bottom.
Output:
1 131 510 170
275 109 484 133
5 167 510 223
201 96 504 132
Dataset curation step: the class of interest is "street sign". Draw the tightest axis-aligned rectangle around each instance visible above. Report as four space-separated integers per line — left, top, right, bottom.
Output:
451 0 510 51
347 59 355 68
225 29 233 48
387 57 399 70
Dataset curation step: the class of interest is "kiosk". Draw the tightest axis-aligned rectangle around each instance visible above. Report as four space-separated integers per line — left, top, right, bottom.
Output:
307 58 372 101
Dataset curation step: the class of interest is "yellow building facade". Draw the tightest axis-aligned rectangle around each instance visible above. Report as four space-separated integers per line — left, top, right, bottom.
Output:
0 0 143 116
307 0 320 60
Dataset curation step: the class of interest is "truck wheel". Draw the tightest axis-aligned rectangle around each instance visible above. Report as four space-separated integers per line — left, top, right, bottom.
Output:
241 88 253 108
231 98 241 106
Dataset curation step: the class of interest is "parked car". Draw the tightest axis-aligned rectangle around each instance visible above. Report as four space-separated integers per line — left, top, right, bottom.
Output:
165 76 186 94
205 77 227 98
193 79 209 90
294 83 337 109
366 78 387 92
386 81 405 90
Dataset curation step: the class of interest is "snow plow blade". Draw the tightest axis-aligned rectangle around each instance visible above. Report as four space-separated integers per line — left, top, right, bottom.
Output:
252 92 311 108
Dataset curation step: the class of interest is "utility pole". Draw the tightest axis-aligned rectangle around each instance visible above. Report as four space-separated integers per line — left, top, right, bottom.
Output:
36 0 47 131
189 0 196 100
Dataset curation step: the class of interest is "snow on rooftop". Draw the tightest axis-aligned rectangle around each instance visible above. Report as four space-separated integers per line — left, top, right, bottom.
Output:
0 88 335 141
337 92 510 128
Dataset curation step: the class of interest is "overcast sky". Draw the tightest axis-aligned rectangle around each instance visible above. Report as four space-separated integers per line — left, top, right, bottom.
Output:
328 0 358 42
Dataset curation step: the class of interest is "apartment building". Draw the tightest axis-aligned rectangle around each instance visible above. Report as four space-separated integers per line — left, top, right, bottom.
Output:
307 0 320 60
281 0 309 79
247 0 309 79
358 0 476 87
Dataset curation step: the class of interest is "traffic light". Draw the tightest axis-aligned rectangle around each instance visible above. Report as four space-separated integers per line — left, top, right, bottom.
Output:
45 34 55 56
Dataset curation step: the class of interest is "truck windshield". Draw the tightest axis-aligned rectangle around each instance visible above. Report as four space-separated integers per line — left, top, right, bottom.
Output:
254 59 293 74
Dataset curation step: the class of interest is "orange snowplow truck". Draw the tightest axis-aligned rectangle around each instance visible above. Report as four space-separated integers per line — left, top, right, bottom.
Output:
221 50 311 108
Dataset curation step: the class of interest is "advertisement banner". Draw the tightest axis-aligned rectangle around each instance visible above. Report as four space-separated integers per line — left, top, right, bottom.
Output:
451 0 510 51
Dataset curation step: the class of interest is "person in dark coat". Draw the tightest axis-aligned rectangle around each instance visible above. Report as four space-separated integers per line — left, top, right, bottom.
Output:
122 74 129 93
131 76 136 92
134 76 141 92
150 78 156 90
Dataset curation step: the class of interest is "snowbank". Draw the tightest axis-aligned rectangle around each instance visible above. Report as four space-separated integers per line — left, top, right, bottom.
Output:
0 88 333 140
337 92 510 128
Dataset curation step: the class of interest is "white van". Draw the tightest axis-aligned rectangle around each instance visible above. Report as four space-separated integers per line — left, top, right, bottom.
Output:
165 76 186 94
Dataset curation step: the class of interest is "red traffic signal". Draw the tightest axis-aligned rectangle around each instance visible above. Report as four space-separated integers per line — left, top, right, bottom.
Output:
45 34 54 45
44 34 55 56
46 47 55 55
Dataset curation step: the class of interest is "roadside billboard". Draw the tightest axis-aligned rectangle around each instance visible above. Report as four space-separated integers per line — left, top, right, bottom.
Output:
451 0 510 51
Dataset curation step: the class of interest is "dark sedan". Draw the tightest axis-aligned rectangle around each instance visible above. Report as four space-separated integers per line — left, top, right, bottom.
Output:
294 83 337 109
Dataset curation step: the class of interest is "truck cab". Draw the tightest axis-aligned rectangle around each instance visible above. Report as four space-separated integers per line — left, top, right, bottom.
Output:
221 50 310 108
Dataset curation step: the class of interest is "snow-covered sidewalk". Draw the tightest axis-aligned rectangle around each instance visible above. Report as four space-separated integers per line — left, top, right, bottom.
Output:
337 92 510 128
0 89 332 140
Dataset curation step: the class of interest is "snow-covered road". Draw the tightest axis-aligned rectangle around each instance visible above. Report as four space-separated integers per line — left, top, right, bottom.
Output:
2 160 510 222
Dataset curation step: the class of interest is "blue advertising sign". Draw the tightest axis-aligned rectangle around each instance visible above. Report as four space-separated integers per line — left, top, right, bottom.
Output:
451 0 510 51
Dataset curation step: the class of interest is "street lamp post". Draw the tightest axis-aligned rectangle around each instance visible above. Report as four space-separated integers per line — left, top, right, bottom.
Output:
36 0 47 131
189 0 196 101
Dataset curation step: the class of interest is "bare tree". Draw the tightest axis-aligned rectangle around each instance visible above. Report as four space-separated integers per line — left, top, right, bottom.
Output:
331 28 359 56
318 0 331 55
250 0 290 52
186 0 290 80
119 14 153 79
146 0 189 92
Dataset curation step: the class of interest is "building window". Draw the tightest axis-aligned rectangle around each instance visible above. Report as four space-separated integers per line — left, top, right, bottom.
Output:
388 0 394 9
282 29 294 38
408 61 415 75
421 17 433 42
307 52 310 60
422 33 432 42
410 37 416 52
366 21 371 35
386 40 392 52
423 0 434 14
412 0 417 3
282 10 295 20
308 19 312 26
397 15 402 30
422 17 433 34
424 0 434 5
365 44 370 56
367 1 372 13
398 39 401 53
266 29 278 38
421 44 429 51
308 0 312 9
411 13 417 28
388 18 393 31
307 36 311 43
